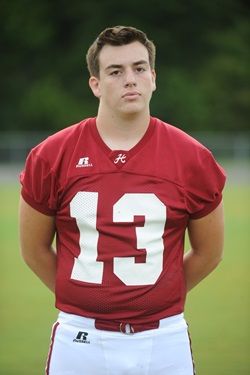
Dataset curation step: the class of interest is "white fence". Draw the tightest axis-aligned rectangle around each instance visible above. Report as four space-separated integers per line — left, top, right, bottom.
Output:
0 131 249 163
0 131 249 184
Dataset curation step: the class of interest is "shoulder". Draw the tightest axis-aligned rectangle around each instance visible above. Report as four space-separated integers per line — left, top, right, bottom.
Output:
152 117 225 185
154 117 207 152
32 118 93 159
152 117 213 171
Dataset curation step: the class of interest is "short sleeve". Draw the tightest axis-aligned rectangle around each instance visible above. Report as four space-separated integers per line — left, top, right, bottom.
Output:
185 149 226 219
20 148 58 216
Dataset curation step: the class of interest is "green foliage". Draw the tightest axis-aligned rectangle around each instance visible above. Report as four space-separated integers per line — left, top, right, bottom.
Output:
0 176 249 374
1 0 250 132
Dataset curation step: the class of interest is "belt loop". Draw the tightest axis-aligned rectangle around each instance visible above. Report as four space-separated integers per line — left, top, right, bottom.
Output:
119 322 135 335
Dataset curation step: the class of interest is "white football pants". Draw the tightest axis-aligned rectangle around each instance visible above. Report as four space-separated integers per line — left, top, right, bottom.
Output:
46 312 195 375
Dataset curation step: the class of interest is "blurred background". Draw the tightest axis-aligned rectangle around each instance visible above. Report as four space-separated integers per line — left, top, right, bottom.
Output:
1 0 250 169
0 0 249 374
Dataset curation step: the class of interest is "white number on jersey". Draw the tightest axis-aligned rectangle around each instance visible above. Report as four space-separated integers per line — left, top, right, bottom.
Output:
70 192 167 286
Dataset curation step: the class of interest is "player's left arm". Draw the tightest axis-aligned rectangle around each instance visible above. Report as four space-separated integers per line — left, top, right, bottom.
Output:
184 200 224 292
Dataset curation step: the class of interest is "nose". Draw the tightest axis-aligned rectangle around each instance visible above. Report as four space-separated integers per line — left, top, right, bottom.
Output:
124 69 136 87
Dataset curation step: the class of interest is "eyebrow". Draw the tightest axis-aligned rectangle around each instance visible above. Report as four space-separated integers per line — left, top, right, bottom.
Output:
105 60 149 71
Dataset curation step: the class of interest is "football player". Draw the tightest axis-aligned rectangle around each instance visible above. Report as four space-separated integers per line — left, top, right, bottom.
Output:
19 26 226 374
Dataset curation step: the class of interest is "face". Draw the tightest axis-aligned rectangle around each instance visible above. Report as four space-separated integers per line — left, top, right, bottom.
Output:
89 41 156 117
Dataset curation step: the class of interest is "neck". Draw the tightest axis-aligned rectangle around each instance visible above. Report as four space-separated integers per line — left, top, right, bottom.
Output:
96 107 151 151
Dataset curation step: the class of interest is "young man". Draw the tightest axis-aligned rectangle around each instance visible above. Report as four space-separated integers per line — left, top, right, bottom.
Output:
19 26 226 374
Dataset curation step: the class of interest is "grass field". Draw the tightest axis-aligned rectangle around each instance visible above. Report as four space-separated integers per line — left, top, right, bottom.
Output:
0 179 249 374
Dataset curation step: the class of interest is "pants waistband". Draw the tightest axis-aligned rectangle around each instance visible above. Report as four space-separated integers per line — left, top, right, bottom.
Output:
58 311 185 335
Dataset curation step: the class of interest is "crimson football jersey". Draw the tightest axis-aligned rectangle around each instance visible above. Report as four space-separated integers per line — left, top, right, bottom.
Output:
20 117 226 324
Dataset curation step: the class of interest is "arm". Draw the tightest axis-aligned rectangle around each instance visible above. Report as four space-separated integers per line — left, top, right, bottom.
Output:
19 196 57 292
184 201 224 292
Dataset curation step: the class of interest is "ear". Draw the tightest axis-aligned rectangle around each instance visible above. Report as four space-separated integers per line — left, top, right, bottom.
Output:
151 69 156 91
89 76 101 98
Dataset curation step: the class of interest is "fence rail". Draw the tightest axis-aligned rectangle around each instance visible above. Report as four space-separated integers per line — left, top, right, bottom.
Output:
0 130 249 163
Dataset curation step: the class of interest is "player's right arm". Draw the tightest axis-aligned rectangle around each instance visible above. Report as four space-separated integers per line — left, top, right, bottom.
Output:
19 196 57 293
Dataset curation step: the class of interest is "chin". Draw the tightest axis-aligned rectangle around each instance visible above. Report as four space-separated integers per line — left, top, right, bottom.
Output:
121 104 144 115
120 110 141 118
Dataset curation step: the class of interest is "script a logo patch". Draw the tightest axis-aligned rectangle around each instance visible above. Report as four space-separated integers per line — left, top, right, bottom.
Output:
110 152 128 167
73 331 90 344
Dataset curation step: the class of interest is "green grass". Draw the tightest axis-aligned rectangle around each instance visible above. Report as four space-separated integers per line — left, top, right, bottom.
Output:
0 185 56 374
185 185 250 374
0 183 249 374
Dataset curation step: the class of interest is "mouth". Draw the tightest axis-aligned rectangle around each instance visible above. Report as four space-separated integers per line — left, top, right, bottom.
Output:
122 91 141 99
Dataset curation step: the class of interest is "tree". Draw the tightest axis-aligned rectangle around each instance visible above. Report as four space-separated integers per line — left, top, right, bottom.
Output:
1 0 249 132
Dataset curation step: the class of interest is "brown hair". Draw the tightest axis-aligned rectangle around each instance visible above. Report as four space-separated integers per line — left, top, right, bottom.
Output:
86 26 156 77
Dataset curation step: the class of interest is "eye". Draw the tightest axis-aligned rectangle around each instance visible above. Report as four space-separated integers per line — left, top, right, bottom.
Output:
110 70 122 76
136 66 146 73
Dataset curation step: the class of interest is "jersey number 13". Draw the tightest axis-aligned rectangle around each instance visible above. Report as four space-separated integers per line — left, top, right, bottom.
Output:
70 192 166 286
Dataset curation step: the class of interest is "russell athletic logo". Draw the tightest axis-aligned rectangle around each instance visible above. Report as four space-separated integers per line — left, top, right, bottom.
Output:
73 331 90 344
76 157 93 168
